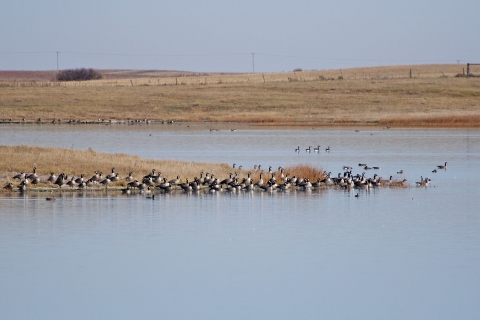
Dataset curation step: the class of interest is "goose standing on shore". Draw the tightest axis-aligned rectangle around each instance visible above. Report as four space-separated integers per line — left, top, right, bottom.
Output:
13 171 26 180
125 172 134 182
27 167 38 180
47 172 57 183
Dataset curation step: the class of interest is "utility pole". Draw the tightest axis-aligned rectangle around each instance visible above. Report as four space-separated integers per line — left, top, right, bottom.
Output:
251 53 255 73
56 51 60 71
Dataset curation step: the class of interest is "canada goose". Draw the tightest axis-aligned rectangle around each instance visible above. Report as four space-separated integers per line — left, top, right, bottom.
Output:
254 173 264 187
46 197 56 201
100 177 111 186
143 169 156 180
220 173 233 185
372 166 381 170
295 146 300 153
343 166 352 171
355 193 359 198
78 180 88 189
268 173 276 185
306 146 311 153
66 177 76 188
106 167 116 180
416 176 430 187
144 186 152 195
152 173 162 184
74 174 85 184
128 180 140 189
314 145 320 152
121 185 132 195
168 176 180 185
358 163 367 167
3 182 14 191
143 176 154 186
432 169 437 173
364 165 372 170
90 171 100 182
27 167 38 180
397 170 403 174
311 178 322 188
18 180 27 191
125 172 134 182
437 162 447 169
31 177 40 185
47 172 57 183
180 179 192 192
325 146 330 152
245 172 252 185
13 171 26 180
54 173 67 186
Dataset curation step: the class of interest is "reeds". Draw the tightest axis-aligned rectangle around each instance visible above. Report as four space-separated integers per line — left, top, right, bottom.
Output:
282 164 325 181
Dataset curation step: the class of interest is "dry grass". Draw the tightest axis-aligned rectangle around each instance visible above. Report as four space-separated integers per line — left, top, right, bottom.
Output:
0 145 232 187
282 164 325 181
0 64 479 127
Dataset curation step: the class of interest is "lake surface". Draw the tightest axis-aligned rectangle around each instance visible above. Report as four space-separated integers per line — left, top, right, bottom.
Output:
1 124 480 319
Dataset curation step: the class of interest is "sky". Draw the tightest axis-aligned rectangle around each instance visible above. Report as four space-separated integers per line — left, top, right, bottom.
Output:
1 0 479 72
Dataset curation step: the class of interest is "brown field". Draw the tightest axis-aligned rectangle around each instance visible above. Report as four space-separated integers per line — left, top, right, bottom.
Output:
1 64 479 127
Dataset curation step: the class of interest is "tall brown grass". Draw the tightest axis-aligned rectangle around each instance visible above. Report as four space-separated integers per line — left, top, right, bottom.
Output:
282 164 325 181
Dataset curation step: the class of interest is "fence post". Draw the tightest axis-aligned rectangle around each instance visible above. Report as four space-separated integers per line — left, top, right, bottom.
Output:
467 63 470 78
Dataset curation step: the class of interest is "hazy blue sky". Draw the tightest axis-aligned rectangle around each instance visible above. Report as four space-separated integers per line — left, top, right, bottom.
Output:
1 0 479 72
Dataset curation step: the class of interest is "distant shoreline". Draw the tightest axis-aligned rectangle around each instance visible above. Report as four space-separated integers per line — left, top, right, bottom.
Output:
1 64 479 128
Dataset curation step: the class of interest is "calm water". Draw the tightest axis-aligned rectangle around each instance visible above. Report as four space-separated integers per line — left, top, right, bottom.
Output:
1 124 480 319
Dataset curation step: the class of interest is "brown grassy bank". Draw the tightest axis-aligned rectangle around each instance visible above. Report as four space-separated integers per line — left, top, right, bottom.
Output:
1 64 479 127
0 146 326 188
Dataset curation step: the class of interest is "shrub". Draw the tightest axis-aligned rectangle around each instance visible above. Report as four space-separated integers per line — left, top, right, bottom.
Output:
56 68 102 81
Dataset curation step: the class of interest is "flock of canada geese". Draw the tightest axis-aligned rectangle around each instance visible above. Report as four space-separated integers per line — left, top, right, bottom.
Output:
3 159 447 197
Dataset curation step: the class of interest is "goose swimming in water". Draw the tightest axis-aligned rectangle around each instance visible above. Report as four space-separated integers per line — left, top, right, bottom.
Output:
437 162 447 169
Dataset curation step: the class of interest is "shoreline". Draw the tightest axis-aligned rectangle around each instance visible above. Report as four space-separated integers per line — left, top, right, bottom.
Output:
1 64 479 129
1 118 479 128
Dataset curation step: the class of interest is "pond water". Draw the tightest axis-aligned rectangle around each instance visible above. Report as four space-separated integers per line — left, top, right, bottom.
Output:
1 124 480 319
